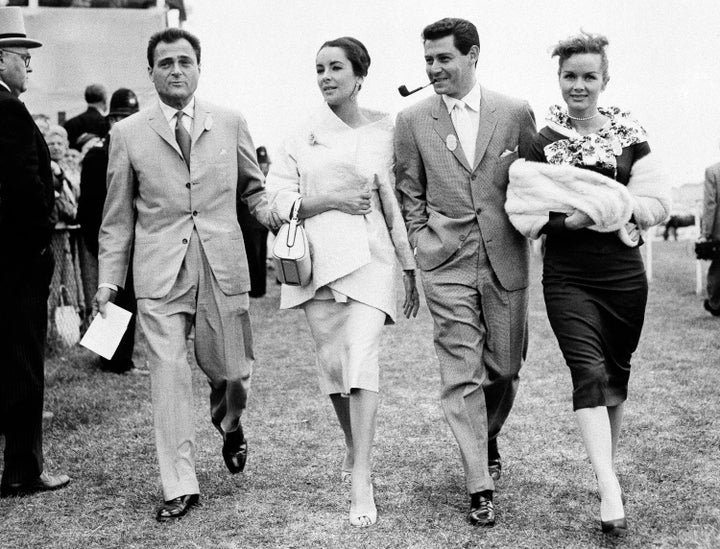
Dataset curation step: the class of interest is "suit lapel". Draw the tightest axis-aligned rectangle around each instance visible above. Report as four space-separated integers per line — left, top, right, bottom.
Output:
147 103 183 159
191 99 210 147
472 88 498 173
432 96 472 173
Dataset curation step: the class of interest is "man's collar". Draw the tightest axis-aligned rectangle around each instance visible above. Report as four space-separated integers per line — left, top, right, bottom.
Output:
159 96 195 123
442 81 481 113
0 80 11 94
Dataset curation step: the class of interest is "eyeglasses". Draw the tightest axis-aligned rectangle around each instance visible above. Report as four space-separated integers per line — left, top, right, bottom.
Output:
1 49 31 68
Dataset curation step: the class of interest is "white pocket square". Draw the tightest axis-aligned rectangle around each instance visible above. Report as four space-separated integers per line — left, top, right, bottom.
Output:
500 147 518 158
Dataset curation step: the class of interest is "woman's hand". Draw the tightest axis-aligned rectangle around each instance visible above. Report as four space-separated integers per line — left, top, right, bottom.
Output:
402 271 420 319
623 220 640 245
331 186 372 216
563 210 594 230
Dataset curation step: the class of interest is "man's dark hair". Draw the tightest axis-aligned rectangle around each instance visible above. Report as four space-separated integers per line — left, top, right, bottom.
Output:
422 17 479 55
84 83 107 104
147 28 201 68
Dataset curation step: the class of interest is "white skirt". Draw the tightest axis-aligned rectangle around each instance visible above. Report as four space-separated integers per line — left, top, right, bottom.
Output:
303 290 386 395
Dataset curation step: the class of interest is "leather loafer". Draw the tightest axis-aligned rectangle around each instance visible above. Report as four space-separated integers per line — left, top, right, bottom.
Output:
601 516 628 537
704 299 720 316
467 494 495 527
156 493 199 522
222 426 248 474
488 458 502 482
0 471 70 498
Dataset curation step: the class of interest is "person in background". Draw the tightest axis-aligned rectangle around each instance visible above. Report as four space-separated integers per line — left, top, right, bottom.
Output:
394 17 536 527
63 83 109 150
518 31 670 536
78 87 143 374
267 36 419 527
238 146 271 297
94 28 276 521
46 124 85 328
0 5 70 498
701 157 720 316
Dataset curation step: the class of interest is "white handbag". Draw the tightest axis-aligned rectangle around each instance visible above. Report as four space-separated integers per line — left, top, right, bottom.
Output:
271 198 312 286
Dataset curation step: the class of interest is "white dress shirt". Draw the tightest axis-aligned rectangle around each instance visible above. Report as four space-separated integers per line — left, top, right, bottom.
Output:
442 82 481 167
158 97 195 133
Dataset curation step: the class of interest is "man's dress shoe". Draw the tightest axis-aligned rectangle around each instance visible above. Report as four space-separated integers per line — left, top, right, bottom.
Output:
156 493 199 522
704 299 720 316
467 493 495 527
0 471 70 497
222 427 248 474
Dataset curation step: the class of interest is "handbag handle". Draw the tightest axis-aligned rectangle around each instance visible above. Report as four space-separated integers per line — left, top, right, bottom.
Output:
286 197 303 247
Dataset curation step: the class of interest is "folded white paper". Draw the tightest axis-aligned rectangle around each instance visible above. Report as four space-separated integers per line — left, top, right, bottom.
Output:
80 303 133 360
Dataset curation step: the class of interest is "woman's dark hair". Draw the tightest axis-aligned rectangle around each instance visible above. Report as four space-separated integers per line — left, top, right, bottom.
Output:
552 31 610 83
147 28 201 68
318 36 371 77
422 18 479 55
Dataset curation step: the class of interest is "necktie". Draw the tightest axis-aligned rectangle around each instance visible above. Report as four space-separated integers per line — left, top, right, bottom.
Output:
175 111 191 168
451 101 475 167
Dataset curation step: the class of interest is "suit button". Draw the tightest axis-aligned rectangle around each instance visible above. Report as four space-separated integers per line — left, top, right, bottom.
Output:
192 210 198 216
182 238 188 244
185 183 191 189
459 234 466 241
471 175 477 181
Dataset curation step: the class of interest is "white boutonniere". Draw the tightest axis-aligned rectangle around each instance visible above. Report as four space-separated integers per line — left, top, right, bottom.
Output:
204 115 213 131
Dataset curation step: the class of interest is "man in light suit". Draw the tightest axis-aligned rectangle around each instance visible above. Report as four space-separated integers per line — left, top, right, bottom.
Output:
702 160 720 316
94 28 275 521
394 18 536 527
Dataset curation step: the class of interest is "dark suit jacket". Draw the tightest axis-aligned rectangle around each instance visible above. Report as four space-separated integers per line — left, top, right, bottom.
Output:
0 86 54 276
64 107 109 150
78 138 109 257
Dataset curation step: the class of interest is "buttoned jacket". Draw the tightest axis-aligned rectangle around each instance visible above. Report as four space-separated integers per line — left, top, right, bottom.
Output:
99 99 269 299
394 87 536 291
703 162 720 240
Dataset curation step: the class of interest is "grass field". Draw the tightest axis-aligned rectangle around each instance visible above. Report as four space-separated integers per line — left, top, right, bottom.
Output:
1 239 719 548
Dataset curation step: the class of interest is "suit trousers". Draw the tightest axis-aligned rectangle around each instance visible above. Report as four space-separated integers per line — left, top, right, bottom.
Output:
420 226 528 494
0 249 54 486
707 258 720 309
137 230 254 501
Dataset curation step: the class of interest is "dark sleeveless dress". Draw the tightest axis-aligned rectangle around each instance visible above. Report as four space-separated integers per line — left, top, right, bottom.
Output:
527 125 651 410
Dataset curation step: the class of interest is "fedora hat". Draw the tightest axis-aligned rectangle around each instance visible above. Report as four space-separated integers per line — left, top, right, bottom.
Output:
0 7 42 49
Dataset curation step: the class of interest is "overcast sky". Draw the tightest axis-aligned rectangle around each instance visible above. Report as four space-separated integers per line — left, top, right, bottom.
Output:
184 0 720 187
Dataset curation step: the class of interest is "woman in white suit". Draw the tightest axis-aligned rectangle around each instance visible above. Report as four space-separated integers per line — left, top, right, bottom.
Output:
267 36 419 527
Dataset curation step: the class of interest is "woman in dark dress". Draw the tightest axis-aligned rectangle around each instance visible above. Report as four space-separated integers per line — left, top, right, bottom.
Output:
514 32 670 536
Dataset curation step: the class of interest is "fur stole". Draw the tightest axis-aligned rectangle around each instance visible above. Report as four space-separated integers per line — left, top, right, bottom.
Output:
506 153 671 242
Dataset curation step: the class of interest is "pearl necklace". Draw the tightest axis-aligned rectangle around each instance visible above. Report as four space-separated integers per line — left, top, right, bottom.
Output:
567 110 600 121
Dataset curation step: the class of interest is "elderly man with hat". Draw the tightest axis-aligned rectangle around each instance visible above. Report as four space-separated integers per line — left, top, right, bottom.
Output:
238 146 271 297
78 88 143 374
0 6 71 497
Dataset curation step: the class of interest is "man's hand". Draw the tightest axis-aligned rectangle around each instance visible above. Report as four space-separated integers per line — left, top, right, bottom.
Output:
92 287 117 319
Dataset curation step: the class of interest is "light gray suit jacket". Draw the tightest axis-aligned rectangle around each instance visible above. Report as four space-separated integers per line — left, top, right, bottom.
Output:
99 99 269 299
703 162 720 240
394 88 536 291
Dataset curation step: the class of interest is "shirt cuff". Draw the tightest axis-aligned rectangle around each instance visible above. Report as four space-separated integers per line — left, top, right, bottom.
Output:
98 282 120 292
